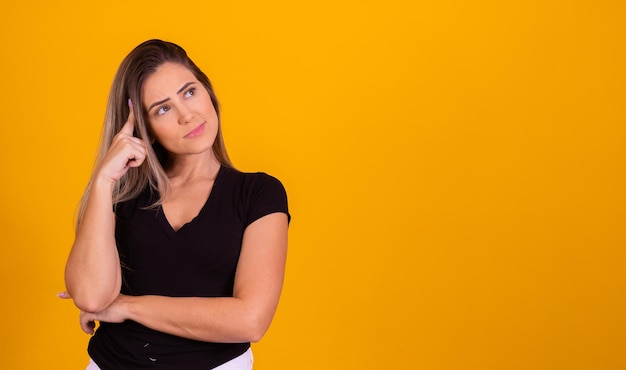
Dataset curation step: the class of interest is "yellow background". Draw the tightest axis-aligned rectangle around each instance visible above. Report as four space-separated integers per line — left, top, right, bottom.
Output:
1 1 625 369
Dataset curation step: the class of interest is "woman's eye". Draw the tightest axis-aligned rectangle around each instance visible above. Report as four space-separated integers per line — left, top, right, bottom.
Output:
156 105 170 115
184 88 196 98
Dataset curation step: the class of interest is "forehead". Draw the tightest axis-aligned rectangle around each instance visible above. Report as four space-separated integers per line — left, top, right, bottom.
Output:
142 62 198 100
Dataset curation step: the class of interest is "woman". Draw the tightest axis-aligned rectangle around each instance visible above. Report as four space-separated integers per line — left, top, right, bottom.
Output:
63 39 290 369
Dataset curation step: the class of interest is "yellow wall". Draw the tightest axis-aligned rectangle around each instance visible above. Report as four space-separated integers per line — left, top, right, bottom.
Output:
1 1 624 369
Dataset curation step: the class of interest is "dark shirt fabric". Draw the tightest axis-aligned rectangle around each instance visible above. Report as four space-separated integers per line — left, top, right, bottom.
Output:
88 165 289 369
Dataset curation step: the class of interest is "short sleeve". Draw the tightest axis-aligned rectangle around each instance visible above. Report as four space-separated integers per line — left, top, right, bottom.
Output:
244 173 290 227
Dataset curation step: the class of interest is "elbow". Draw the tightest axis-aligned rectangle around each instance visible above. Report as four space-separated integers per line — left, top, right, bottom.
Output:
66 279 119 313
245 327 266 344
65 267 121 313
75 299 109 314
71 292 115 313
247 327 266 344
242 312 273 343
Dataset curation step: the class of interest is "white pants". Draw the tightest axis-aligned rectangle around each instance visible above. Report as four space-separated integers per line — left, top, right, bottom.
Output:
87 348 253 369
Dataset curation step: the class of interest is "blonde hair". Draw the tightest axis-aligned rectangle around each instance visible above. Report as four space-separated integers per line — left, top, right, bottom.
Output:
77 39 233 225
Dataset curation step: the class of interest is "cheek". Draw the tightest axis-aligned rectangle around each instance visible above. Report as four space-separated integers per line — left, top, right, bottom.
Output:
207 107 220 127
147 118 177 139
198 95 218 116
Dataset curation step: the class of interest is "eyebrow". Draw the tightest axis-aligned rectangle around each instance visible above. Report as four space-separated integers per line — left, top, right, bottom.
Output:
147 81 196 112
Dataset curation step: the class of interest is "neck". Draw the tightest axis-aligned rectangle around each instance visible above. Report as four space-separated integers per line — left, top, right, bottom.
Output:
165 152 221 184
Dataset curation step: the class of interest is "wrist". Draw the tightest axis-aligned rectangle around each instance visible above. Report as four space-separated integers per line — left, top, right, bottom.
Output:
92 172 117 193
120 294 139 322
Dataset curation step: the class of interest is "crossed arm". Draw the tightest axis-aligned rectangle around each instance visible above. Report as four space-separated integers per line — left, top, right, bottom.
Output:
64 210 289 343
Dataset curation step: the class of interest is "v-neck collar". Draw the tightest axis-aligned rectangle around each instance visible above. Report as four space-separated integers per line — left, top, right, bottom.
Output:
157 165 224 236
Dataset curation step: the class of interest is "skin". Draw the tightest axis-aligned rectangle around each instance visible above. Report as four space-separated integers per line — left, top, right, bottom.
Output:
63 63 289 343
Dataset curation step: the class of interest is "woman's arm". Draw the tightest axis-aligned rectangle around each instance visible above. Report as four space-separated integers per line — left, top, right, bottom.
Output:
80 212 289 343
65 107 146 313
65 179 121 313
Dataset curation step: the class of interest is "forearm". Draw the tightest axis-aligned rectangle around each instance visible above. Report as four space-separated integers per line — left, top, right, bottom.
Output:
123 295 276 343
65 178 121 312
83 214 288 343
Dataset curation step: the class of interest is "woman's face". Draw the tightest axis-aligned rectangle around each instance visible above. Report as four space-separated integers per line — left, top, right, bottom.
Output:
142 62 219 160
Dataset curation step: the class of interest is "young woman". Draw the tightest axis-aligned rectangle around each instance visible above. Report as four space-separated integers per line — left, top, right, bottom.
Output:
63 39 290 369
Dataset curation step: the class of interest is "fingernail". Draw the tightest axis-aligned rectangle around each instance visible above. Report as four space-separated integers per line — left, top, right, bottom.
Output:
128 99 133 108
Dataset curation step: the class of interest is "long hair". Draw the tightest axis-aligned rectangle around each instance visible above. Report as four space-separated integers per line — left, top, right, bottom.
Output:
76 39 233 226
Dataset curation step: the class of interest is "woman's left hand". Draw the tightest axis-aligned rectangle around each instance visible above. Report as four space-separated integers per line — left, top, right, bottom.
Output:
59 292 131 335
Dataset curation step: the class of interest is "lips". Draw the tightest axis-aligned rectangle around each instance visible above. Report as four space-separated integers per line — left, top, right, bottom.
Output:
184 122 206 138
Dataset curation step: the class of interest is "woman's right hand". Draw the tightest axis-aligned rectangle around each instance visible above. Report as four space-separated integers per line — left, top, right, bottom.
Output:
96 102 147 184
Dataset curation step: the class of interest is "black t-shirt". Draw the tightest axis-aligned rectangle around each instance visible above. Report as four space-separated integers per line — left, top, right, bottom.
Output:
88 166 289 369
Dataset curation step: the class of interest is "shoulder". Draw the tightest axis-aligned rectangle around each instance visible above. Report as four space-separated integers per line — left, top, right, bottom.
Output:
221 166 287 194
219 166 290 225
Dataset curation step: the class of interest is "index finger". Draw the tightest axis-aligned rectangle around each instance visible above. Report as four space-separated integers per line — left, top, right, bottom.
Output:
120 99 136 136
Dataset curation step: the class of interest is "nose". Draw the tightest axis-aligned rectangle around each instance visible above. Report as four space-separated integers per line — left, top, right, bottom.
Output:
177 105 195 125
